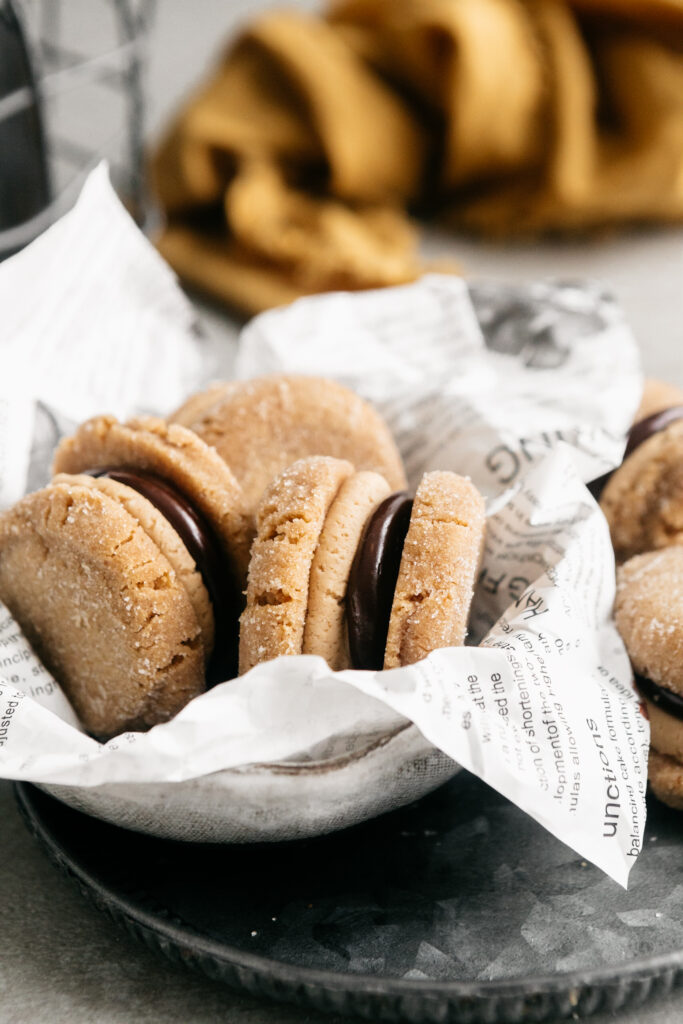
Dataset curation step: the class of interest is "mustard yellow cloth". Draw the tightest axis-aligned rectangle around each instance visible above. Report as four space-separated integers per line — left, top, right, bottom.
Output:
151 0 683 316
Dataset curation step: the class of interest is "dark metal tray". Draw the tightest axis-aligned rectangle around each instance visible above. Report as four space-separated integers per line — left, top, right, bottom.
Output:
14 773 683 1023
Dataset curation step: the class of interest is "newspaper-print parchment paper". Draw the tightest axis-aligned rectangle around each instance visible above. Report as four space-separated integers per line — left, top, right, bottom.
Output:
0 162 204 504
0 169 649 886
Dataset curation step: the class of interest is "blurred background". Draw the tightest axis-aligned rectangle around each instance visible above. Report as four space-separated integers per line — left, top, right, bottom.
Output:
1 0 682 378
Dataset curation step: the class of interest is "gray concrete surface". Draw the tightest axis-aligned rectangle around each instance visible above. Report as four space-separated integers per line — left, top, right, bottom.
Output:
3 1 683 1022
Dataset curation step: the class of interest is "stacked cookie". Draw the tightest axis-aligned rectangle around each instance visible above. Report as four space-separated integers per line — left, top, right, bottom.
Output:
238 458 484 676
0 376 485 740
0 416 249 737
598 378 683 808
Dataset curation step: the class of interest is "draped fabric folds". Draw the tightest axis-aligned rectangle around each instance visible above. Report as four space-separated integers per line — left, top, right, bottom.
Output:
151 0 683 315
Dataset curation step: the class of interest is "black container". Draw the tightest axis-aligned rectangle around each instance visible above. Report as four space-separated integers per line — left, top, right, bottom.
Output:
15 772 683 1023
0 0 50 256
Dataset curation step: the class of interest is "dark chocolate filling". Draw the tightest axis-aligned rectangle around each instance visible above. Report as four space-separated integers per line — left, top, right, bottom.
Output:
635 673 683 722
588 405 683 500
88 467 240 684
624 405 683 460
347 492 413 671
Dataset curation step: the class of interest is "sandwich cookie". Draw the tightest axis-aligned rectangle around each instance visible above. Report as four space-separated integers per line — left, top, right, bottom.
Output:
615 547 683 809
0 480 206 739
171 375 407 516
588 379 683 504
600 415 683 562
239 456 485 675
1 414 255 735
53 472 216 651
53 415 252 580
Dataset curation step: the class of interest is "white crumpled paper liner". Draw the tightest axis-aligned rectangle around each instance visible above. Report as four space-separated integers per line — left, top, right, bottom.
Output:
0 169 649 887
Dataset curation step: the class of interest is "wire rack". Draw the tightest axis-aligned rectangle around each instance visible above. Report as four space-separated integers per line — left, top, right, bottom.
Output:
0 0 155 259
